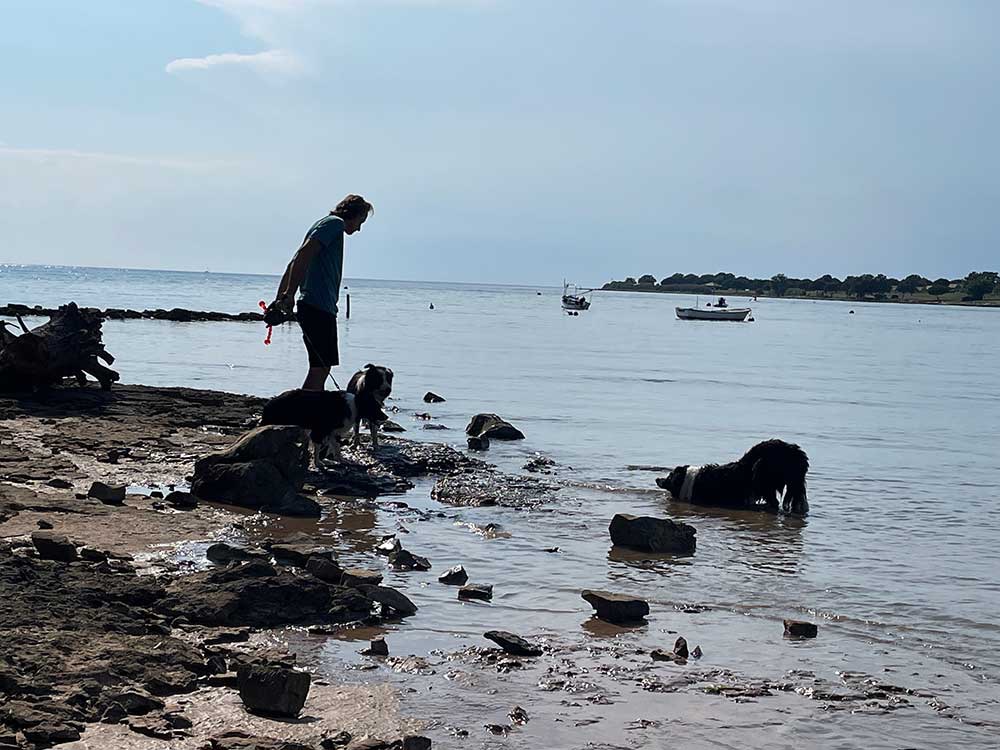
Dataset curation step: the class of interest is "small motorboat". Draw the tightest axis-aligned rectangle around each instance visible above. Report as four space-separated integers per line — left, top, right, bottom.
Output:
562 281 592 312
676 305 752 321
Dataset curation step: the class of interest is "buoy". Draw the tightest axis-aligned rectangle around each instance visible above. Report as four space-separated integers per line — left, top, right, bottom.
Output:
429 303 435 310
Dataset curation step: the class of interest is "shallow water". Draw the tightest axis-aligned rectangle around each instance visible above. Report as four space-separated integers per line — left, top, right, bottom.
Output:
3 264 999 748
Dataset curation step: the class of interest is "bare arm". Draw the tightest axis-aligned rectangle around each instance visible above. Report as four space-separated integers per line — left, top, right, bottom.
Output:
274 236 323 304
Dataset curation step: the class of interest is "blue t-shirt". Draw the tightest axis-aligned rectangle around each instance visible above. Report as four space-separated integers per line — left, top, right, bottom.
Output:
298 214 344 315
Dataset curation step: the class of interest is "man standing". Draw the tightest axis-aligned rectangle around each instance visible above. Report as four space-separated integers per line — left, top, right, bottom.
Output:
266 194 373 390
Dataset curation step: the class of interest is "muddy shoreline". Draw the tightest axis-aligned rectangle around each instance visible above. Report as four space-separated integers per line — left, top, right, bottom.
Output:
2 383 997 749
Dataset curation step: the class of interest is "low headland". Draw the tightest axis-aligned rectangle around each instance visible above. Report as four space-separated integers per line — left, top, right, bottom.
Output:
601 270 1000 307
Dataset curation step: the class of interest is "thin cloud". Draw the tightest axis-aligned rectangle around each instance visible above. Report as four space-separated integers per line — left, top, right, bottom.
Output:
165 49 303 75
0 145 238 172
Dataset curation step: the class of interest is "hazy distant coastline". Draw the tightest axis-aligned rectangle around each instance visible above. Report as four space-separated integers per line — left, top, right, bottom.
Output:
602 271 1000 308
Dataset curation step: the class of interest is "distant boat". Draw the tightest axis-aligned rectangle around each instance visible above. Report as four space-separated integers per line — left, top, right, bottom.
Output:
562 281 592 312
676 305 752 321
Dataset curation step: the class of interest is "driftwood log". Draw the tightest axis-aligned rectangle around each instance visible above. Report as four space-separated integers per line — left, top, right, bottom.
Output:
0 302 119 391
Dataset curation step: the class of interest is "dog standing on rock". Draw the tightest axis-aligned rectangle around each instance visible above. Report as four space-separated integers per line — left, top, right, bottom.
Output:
346 364 393 449
656 439 810 515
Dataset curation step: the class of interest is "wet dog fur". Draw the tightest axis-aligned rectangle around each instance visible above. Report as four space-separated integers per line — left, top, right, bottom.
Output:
346 364 393 449
260 388 358 464
656 439 809 514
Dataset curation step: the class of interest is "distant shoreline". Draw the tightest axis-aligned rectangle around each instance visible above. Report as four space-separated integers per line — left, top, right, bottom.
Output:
599 283 1000 309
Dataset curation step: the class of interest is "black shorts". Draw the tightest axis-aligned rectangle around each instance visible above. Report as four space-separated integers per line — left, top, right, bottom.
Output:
297 301 339 368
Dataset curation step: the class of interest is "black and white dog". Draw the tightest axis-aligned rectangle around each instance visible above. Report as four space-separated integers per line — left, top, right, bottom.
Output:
656 439 810 514
260 389 358 464
346 364 393 449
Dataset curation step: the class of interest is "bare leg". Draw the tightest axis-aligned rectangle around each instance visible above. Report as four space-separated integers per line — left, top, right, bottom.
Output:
303 366 329 391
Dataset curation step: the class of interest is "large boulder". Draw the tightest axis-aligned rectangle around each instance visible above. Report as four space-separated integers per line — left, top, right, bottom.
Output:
608 514 696 554
190 426 318 516
236 665 310 718
31 531 77 562
465 413 525 440
581 590 649 624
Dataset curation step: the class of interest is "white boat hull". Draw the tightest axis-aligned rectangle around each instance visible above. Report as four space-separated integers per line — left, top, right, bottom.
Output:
675 306 751 321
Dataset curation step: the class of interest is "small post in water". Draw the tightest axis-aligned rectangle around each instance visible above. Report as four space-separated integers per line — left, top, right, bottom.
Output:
345 286 351 320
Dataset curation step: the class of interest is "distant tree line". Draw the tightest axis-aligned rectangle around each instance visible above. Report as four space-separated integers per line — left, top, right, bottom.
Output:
607 271 999 302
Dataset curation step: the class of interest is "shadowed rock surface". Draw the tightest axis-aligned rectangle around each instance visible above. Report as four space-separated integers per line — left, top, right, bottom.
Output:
608 513 697 554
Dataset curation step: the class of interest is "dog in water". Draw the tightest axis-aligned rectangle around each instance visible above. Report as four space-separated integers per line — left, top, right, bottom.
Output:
346 364 393 449
656 439 809 514
260 389 358 465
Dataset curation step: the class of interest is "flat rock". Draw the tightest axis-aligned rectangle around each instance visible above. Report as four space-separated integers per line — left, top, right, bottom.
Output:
438 565 468 585
484 630 542 656
306 557 345 584
362 637 389 657
388 549 431 571
581 589 649 624
359 585 418 618
458 584 493 601
206 542 268 565
341 567 383 587
88 481 126 505
164 490 197 509
206 731 316 750
784 619 818 639
465 413 525 440
46 478 73 489
381 420 406 433
423 392 446 403
236 665 311 718
30 531 77 562
608 513 696 554
271 543 336 568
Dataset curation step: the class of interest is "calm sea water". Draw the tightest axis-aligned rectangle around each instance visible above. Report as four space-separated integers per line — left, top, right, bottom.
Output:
3 264 999 748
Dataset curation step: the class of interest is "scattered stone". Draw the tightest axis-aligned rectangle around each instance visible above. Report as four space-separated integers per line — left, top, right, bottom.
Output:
30 531 78 562
109 689 165 715
150 490 164 499
422 424 449 431
360 585 418 617
381 420 406 433
458 584 493 602
523 455 556 473
608 513 696 554
321 731 354 748
100 702 128 724
432 470 558 508
79 546 108 563
691 645 703 659
305 557 345 584
674 636 689 659
423 392 446 403
272 543 336 568
21 723 81 746
46 478 73 489
465 413 525 440
413 412 433 420
438 565 468 585
341 567 383 587
206 731 315 750
650 649 686 664
467 436 489 451
128 715 176 740
362 637 389 656
784 619 819 639
236 665 311 718
581 590 649 624
206 542 268 565
36 519 54 530
388 548 431 571
509 706 529 725
165 490 197 509
484 630 542 656
88 481 126 505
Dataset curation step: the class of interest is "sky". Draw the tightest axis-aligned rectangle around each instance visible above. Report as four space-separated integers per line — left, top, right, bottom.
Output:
1 0 998 286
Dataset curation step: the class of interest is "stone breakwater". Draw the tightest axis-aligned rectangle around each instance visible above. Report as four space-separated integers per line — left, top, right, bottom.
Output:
1 303 266 323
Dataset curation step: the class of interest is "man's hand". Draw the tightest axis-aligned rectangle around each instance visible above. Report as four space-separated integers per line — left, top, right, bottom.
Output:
263 295 294 326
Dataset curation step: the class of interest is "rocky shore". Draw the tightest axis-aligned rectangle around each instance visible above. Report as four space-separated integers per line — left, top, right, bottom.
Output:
0 383 556 749
1 304 265 324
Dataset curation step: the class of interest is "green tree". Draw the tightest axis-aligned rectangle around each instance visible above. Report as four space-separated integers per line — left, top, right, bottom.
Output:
638 274 657 285
927 283 949 300
963 271 999 301
770 273 789 297
624 277 637 285
896 274 927 296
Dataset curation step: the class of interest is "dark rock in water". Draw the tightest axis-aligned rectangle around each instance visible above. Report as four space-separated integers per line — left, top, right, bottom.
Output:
341 567 383 587
381 420 406 433
362 637 389 656
608 513 696 554
423 391 446 403
150 490 164 499
88 481 126 505
484 630 542 656
431 470 558 509
31 531 77 562
388 548 431 571
206 542 268 565
438 565 468 585
467 436 489 451
46 478 73 489
458 584 493 601
191 425 316 516
784 619 818 639
674 636 689 658
271 543 336 568
465 413 525 440
236 665 311 718
305 557 344 584
375 536 402 556
523 455 556 474
360 585 418 617
509 705 529 725
650 648 687 664
165 490 197 509
328 588 374 624
422 423 449 431
206 731 316 750
691 645 703 659
36 519 54 530
581 590 649 624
